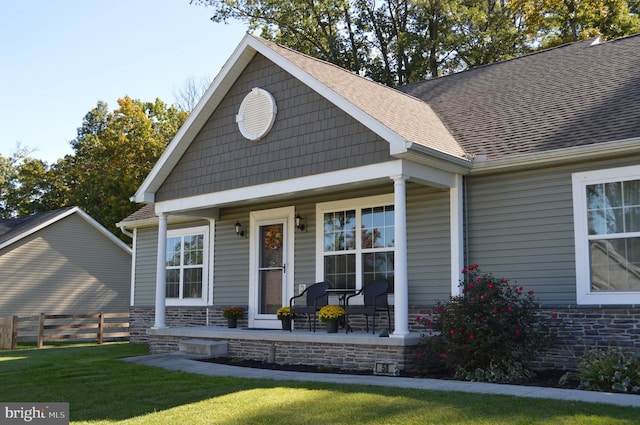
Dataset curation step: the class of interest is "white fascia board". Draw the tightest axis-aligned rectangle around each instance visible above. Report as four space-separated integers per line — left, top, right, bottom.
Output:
154 161 401 214
246 37 409 155
154 160 459 215
133 34 256 203
401 159 459 188
470 137 640 174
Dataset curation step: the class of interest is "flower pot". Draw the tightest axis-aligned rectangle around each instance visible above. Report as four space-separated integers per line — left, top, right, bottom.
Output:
325 320 339 333
227 318 238 328
280 318 292 331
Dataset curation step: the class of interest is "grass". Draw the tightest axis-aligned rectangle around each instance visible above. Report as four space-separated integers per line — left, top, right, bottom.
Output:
0 343 639 424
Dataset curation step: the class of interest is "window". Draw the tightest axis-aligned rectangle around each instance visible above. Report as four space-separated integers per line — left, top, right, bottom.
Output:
317 195 395 292
165 226 209 305
573 165 640 304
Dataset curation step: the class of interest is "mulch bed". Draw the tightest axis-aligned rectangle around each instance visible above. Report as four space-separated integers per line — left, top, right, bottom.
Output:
199 357 576 389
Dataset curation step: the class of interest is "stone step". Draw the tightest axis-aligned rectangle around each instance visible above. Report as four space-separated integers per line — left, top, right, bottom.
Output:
178 339 228 357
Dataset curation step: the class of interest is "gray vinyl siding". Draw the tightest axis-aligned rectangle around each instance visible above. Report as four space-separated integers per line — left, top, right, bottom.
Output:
133 220 211 306
133 228 158 306
0 213 131 317
465 154 640 306
211 185 395 305
406 183 452 305
211 217 249 305
156 54 392 202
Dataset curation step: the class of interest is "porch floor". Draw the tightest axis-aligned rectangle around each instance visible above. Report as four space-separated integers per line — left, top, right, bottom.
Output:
148 326 422 347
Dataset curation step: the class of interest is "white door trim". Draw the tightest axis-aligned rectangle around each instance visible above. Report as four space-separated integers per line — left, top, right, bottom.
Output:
248 206 295 328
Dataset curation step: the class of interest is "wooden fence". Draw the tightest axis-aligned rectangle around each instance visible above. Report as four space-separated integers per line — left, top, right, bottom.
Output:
0 312 129 350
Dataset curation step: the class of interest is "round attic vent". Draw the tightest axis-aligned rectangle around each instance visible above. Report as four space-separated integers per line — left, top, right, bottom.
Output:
236 87 277 141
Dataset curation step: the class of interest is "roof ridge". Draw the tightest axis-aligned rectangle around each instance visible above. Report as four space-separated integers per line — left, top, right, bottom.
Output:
402 35 623 89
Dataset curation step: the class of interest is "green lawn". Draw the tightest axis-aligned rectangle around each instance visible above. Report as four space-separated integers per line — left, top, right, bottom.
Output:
0 343 639 424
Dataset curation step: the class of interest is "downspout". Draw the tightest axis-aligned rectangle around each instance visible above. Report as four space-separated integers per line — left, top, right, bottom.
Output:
463 175 469 285
117 223 135 306
119 225 134 239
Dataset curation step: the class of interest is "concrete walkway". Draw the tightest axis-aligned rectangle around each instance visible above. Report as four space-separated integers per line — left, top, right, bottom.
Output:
123 352 640 408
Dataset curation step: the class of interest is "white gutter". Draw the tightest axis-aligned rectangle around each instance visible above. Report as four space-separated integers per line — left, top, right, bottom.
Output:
470 137 640 174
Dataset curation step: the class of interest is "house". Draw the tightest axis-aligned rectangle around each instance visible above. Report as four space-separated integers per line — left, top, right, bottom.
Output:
0 207 132 317
118 33 640 371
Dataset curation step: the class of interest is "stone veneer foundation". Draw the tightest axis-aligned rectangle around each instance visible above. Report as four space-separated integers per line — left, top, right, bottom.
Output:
130 305 640 372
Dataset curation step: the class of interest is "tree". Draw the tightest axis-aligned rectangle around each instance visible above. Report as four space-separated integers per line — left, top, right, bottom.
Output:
195 0 442 84
449 0 531 69
513 0 640 47
54 97 188 240
0 147 61 218
195 0 640 84
0 98 187 240
173 75 211 112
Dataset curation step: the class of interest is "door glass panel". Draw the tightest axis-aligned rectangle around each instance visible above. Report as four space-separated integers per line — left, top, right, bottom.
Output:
259 270 282 314
258 224 284 314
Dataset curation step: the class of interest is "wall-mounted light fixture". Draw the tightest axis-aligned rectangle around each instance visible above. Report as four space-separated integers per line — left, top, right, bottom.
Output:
235 221 246 238
295 213 305 231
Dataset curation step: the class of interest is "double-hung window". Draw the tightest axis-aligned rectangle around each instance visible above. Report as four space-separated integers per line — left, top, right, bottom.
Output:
165 226 209 305
317 194 395 292
572 165 640 304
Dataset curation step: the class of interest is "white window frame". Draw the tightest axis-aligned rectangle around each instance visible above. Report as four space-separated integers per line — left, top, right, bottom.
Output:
315 194 394 291
572 165 640 305
165 225 210 306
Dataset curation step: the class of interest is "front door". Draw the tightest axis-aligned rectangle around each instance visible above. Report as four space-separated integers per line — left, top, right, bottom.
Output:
249 207 295 329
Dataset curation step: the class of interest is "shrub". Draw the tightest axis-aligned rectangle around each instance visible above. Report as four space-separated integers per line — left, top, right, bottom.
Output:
561 348 640 393
417 265 557 382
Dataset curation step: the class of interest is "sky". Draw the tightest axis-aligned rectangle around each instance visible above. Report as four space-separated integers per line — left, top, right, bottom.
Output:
0 1 248 164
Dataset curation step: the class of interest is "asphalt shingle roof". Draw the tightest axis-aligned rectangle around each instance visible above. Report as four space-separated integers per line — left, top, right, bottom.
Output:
119 203 155 223
0 207 75 246
398 34 640 160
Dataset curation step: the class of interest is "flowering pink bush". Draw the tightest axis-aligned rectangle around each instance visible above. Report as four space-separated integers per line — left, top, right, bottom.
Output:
417 265 558 382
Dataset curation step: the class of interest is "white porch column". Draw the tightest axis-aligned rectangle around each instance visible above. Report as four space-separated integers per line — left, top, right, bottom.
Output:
392 175 409 336
153 213 167 329
450 174 464 295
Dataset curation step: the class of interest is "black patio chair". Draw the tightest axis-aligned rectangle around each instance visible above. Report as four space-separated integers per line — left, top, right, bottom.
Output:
289 282 329 332
345 279 391 334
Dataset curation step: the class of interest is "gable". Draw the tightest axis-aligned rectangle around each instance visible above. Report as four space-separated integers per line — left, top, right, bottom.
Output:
0 207 131 254
155 54 392 202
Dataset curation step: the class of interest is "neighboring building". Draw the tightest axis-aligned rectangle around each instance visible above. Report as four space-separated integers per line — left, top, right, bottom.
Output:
0 207 132 317
118 34 640 369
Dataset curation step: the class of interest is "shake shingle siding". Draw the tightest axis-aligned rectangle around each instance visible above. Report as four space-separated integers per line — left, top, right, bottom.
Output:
156 54 392 202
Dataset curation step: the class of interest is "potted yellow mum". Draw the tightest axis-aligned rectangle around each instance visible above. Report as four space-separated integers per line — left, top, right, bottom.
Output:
276 306 296 330
318 305 346 333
